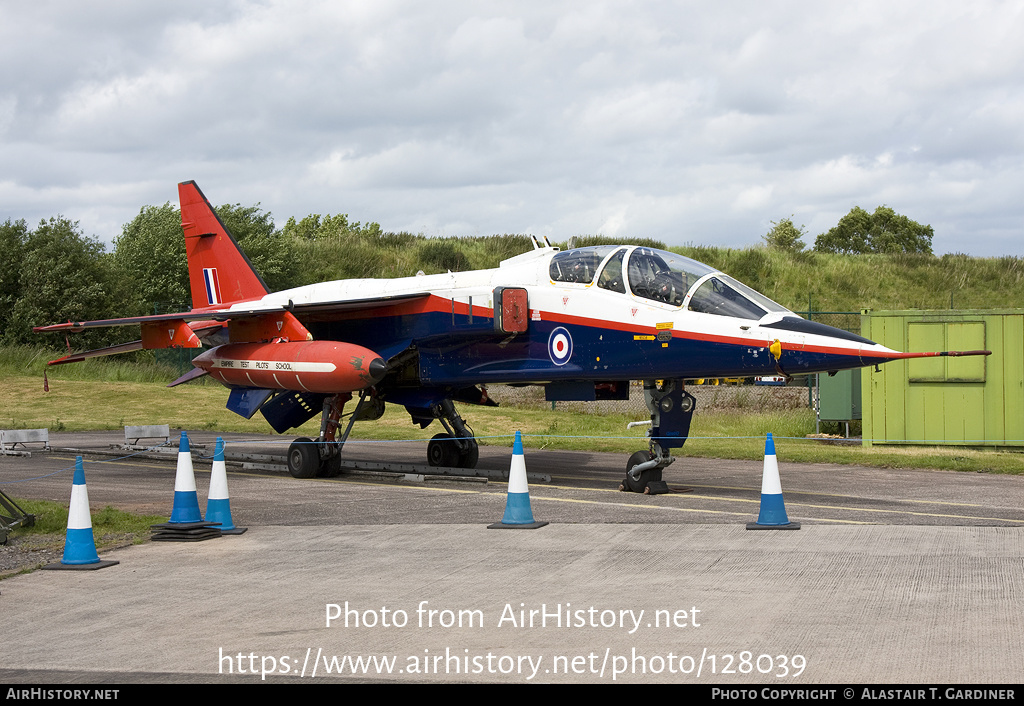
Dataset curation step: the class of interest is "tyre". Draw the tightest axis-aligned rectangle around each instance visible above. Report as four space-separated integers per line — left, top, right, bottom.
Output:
287 438 319 479
457 438 479 469
427 433 460 468
318 452 343 478
622 450 655 493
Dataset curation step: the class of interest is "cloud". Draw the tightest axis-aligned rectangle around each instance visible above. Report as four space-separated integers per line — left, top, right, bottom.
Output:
0 1 1022 256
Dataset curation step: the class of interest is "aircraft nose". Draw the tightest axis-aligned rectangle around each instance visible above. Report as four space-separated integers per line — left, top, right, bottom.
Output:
762 316 876 345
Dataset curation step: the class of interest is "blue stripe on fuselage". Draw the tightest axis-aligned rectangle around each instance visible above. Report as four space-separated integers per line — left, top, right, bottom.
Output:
308 310 867 385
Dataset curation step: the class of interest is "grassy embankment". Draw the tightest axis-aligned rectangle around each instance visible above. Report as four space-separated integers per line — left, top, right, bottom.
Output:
288 232 1024 313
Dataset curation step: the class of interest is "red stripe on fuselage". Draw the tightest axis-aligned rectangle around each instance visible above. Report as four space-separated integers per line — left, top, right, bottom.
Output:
226 293 932 362
323 294 877 359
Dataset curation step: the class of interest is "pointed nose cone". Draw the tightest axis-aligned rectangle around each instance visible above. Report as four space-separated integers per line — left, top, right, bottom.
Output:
192 347 214 369
762 316 877 345
368 357 387 383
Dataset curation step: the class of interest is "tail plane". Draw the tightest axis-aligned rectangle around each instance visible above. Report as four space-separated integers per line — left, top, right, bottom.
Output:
179 180 270 309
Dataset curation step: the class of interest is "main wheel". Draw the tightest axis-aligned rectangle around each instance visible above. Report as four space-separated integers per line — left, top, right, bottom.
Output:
457 437 479 469
287 438 319 479
427 433 460 468
318 452 342 478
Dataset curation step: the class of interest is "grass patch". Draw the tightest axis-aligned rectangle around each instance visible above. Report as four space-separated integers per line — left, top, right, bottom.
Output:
2 372 1022 475
1 498 166 579
9 498 165 540
235 395 1024 473
0 344 191 383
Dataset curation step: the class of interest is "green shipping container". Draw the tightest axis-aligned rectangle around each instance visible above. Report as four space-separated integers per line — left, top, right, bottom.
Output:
861 309 1024 448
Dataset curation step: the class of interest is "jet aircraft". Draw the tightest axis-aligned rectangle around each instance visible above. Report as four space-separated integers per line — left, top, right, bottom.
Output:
36 181 990 492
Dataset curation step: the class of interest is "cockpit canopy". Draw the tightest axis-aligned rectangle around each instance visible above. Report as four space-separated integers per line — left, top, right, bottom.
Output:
549 246 790 320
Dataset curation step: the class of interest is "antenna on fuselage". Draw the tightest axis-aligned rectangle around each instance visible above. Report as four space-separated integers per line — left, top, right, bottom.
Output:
530 235 556 250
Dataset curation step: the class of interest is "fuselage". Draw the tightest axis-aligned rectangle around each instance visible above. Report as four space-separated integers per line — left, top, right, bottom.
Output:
214 245 900 387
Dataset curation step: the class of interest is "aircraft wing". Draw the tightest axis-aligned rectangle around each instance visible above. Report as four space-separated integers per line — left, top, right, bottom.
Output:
38 319 227 366
33 311 226 333
34 293 430 332
213 292 431 318
33 293 432 365
45 340 146 365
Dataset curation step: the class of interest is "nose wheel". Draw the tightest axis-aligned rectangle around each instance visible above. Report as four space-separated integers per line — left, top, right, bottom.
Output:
619 379 696 494
427 433 479 468
620 450 664 493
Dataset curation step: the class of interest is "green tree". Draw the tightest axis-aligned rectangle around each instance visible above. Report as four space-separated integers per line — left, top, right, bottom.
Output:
282 212 384 241
282 214 324 241
0 219 29 335
814 206 934 255
112 203 189 314
8 217 115 345
216 203 297 291
762 216 806 252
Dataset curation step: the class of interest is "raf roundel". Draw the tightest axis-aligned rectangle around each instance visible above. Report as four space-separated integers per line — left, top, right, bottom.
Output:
547 327 573 366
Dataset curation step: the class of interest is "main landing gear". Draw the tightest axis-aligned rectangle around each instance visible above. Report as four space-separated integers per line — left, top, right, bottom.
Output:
425 399 479 469
286 393 479 477
286 390 384 479
620 379 696 494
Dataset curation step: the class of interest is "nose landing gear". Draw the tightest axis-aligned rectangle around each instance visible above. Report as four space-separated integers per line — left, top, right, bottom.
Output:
620 379 696 494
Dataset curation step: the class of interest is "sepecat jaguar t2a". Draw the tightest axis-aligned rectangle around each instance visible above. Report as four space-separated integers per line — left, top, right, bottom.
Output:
36 181 990 491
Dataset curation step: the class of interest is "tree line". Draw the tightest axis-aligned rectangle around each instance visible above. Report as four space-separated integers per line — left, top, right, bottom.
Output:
0 202 533 347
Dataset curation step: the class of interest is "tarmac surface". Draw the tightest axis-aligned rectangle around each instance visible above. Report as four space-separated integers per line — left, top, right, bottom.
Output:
1 430 1022 684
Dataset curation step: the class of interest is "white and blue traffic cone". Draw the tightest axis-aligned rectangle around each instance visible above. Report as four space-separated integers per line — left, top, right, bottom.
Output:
205 437 246 534
488 431 548 529
43 457 118 570
170 431 202 524
152 432 221 541
746 433 800 530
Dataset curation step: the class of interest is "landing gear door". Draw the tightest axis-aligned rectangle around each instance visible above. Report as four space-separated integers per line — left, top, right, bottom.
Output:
493 287 529 334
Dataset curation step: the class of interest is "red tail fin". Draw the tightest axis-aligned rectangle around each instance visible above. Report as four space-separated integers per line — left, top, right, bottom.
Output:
179 181 270 309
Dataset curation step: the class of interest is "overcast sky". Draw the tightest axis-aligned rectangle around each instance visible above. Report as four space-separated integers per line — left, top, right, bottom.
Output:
2 1 1023 256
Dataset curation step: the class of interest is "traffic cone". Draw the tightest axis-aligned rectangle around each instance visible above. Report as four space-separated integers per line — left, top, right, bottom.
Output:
43 457 119 570
488 431 548 529
151 432 221 541
170 432 202 523
205 437 246 534
746 433 800 530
